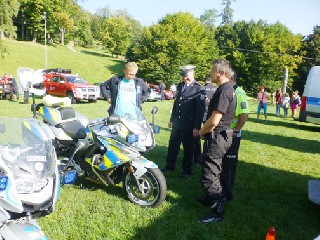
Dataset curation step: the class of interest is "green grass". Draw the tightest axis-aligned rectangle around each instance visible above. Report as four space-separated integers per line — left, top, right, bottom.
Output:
0 40 320 239
0 39 125 83
1 97 319 240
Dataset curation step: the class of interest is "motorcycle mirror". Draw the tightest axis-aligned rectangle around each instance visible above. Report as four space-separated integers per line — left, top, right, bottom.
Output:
151 106 158 115
107 115 120 125
76 139 90 152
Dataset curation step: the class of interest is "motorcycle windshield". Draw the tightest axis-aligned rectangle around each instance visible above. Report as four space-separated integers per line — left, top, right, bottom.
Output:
0 118 56 180
114 101 152 142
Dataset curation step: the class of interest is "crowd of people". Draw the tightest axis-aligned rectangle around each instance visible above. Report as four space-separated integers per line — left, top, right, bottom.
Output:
101 60 250 224
256 85 301 121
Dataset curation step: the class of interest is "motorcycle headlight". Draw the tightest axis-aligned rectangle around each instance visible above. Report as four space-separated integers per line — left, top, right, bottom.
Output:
16 178 49 194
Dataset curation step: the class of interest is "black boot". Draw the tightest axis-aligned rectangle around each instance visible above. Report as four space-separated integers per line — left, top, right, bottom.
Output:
198 198 226 224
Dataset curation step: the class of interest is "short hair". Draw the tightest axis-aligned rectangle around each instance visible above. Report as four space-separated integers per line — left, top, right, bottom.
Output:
212 59 233 78
125 62 139 71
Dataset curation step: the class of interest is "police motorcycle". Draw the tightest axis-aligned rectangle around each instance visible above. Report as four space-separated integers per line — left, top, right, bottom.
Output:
32 95 167 207
0 117 60 240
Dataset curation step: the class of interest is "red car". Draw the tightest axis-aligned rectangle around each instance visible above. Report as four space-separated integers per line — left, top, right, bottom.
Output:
43 72 100 103
149 84 173 100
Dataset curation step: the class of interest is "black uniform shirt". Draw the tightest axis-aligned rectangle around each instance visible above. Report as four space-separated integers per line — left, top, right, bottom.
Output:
206 81 235 132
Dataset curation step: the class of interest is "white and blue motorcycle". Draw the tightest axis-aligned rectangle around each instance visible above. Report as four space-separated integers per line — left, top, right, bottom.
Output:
0 117 60 239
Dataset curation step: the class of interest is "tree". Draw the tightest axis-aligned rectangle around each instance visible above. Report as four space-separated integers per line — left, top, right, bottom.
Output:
216 20 303 92
101 16 133 57
127 12 219 85
54 12 73 45
0 0 20 39
293 25 320 93
221 0 236 25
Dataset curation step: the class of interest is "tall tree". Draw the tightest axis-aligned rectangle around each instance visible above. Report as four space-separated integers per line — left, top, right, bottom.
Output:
0 0 20 39
216 20 303 92
221 0 235 25
127 12 219 85
53 12 73 45
293 25 320 93
101 16 133 57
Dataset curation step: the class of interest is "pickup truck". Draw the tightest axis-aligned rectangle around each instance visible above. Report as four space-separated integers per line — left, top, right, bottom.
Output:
43 73 100 103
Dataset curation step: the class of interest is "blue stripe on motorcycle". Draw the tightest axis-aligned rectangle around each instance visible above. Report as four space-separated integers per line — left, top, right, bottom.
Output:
24 226 39 232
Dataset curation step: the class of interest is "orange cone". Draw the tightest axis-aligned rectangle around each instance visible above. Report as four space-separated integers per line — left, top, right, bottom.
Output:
266 226 276 240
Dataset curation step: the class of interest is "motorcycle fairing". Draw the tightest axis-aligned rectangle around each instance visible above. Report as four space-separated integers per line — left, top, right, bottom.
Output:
0 220 49 240
130 158 158 179
38 107 61 126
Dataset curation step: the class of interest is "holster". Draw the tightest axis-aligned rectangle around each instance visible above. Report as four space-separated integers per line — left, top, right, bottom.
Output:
206 129 234 141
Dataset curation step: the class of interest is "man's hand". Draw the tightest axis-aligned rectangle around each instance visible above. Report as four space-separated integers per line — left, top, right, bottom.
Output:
168 121 173 128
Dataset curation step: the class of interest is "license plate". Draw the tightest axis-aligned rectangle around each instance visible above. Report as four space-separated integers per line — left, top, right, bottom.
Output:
127 134 139 144
27 156 47 161
88 95 94 99
62 171 78 184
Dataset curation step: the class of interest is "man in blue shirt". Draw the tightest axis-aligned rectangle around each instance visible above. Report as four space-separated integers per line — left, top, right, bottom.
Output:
101 62 150 115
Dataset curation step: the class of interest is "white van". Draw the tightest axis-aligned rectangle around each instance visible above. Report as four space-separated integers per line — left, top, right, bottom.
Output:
299 66 320 125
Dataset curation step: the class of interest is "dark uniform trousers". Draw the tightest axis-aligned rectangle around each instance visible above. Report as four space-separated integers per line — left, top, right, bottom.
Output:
221 135 241 199
166 127 194 175
201 131 233 199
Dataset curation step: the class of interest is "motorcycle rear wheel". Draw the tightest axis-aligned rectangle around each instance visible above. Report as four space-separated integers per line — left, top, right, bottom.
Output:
123 167 166 208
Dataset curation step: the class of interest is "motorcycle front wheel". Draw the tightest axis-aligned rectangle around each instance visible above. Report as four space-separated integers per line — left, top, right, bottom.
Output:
123 167 167 208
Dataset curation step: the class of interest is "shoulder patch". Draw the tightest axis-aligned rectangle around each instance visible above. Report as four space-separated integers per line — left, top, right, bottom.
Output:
240 102 247 109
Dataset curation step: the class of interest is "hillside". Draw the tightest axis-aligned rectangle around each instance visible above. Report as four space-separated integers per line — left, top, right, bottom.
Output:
0 39 125 83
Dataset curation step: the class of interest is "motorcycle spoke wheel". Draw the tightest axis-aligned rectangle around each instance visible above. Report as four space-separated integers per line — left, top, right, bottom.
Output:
123 168 166 208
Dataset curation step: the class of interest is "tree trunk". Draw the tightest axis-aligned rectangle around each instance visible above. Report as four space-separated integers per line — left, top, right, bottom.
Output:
61 28 65 45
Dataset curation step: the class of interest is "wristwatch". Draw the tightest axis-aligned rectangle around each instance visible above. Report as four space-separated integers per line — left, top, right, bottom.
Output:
233 128 240 133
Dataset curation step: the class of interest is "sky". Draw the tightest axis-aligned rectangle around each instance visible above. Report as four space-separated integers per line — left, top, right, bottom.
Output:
79 0 319 36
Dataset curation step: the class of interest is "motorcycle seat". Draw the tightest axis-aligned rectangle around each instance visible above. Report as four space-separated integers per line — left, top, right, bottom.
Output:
59 120 86 140
59 107 75 120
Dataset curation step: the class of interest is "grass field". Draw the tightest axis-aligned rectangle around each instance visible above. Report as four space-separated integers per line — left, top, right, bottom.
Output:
0 96 319 240
0 39 123 83
0 40 320 239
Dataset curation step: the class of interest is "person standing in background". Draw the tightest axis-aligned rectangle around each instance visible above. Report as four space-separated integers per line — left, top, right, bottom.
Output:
220 70 250 201
275 88 282 116
290 90 301 119
257 86 269 122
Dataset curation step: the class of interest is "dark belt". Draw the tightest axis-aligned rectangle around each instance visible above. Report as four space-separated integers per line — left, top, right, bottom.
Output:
205 129 233 140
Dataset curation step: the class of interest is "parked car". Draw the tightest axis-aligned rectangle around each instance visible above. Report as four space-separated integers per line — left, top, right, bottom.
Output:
43 70 100 103
149 84 173 100
94 82 109 100
148 84 161 101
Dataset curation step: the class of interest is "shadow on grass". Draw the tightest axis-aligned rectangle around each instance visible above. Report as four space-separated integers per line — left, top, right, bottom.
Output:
79 49 109 58
129 144 320 239
247 117 320 133
243 129 319 154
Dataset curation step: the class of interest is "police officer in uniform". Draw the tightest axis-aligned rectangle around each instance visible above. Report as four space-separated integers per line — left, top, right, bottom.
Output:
162 65 205 179
194 77 217 164
198 59 235 223
221 70 250 201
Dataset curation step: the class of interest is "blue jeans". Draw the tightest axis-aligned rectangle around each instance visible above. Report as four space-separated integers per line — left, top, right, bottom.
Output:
284 108 288 117
257 103 267 115
276 103 281 115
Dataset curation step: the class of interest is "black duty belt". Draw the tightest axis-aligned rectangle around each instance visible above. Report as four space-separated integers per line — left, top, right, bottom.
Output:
205 129 234 140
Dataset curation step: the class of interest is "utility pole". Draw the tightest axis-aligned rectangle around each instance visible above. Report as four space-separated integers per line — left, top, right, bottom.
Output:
44 12 48 69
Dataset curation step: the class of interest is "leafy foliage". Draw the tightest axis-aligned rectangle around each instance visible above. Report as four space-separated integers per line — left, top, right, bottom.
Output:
293 26 320 94
127 12 219 85
0 0 20 39
217 20 303 92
